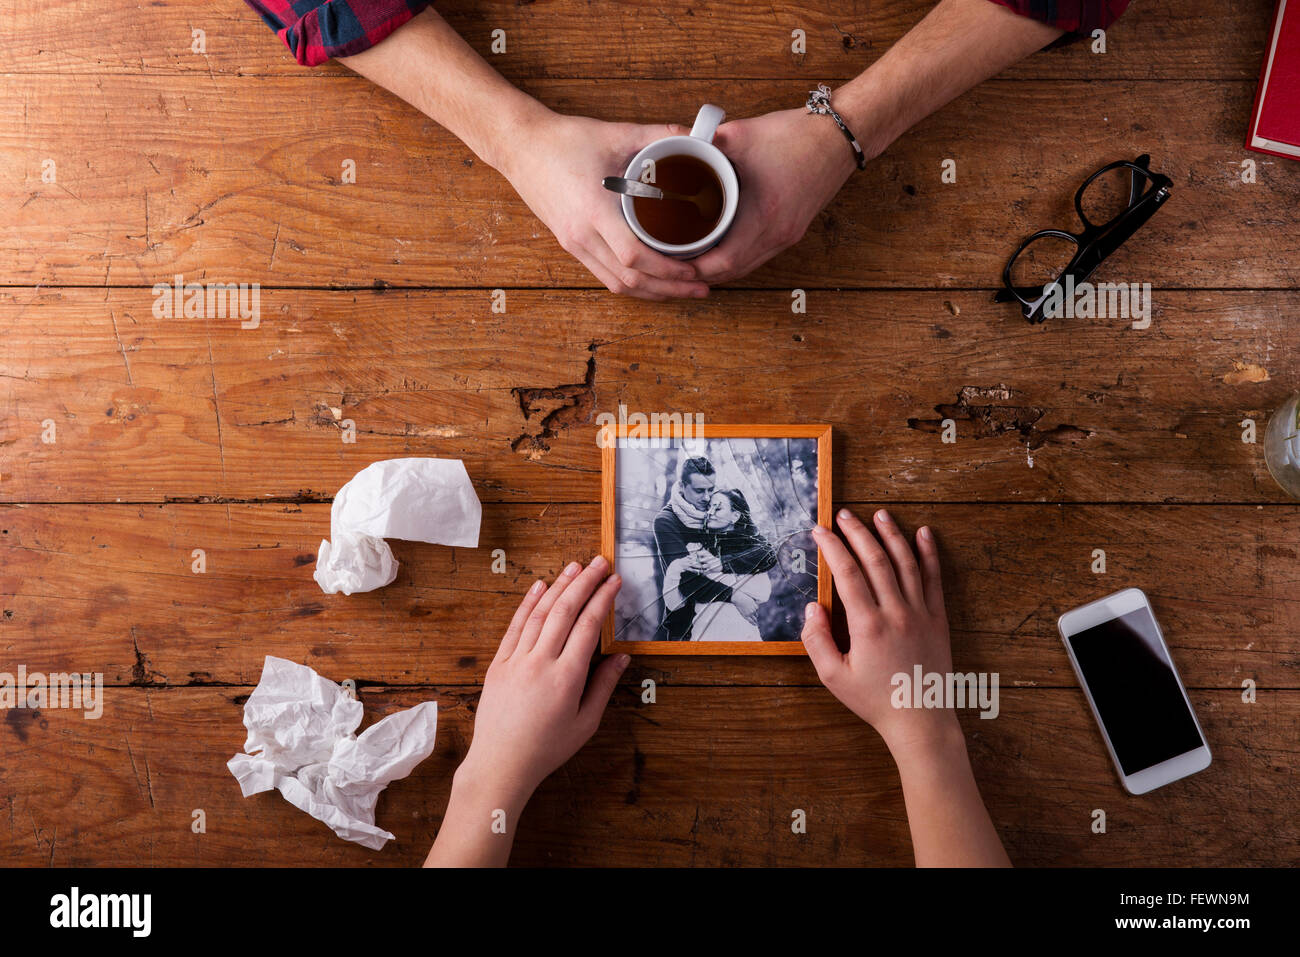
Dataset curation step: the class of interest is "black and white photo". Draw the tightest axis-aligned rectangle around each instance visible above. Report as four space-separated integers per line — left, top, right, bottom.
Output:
605 429 827 650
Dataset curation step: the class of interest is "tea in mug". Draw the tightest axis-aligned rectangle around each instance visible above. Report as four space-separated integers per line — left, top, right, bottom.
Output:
632 154 724 246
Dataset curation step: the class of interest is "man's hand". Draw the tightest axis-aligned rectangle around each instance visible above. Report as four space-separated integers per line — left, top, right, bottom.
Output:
690 548 724 576
502 112 712 301
339 11 709 302
341 1 1060 302
690 108 859 284
686 0 1063 287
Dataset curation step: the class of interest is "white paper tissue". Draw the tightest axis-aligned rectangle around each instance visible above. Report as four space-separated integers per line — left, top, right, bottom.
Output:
227 656 438 851
315 457 482 595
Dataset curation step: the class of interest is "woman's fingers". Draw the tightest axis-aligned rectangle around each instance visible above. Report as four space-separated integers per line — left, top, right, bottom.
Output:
800 601 844 685
811 522 877 630
916 525 947 619
535 556 611 657
560 573 622 668
836 508 903 608
493 579 548 663
577 651 630 733
872 509 925 608
515 560 583 654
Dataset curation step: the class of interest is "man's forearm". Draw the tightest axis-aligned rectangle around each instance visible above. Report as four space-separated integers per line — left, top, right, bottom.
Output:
829 0 1064 161
338 8 549 176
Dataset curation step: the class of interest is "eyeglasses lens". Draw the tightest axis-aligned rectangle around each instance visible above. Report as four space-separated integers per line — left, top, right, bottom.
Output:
1009 234 1078 292
1079 165 1151 229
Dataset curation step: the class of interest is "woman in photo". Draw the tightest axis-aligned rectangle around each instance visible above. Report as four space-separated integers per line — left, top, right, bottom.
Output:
663 489 778 641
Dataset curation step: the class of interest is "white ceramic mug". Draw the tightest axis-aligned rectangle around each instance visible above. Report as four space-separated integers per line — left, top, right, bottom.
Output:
621 104 739 259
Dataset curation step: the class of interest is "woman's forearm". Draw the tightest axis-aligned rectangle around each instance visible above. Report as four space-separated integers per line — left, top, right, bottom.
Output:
423 754 533 867
889 721 1012 867
662 557 691 611
338 7 550 176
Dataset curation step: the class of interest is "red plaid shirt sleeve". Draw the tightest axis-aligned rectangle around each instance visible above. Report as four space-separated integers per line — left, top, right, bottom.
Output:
987 0 1132 35
244 0 432 66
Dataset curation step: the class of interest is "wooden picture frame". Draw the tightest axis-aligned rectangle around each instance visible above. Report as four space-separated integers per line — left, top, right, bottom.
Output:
600 423 832 655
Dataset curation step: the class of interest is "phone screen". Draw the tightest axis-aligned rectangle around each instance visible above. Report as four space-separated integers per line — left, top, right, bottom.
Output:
1066 607 1203 775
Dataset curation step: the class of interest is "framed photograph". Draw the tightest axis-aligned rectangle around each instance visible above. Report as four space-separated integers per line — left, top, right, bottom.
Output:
600 423 832 655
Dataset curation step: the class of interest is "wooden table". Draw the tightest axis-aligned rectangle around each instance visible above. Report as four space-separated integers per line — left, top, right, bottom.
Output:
2 0 1296 867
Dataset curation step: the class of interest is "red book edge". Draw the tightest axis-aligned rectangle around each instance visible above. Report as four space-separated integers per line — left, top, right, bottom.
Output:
1246 0 1300 161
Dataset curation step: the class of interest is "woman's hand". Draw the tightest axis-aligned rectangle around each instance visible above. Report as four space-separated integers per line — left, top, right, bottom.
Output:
460 556 628 801
801 508 1011 867
732 589 761 624
501 111 712 301
801 508 957 753
690 107 860 284
426 557 628 866
691 549 724 577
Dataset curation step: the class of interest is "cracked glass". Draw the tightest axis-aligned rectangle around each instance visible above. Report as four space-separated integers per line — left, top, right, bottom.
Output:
613 435 819 643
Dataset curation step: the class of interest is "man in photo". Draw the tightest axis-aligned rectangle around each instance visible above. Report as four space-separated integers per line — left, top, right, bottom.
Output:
663 488 780 641
652 457 778 640
652 456 721 640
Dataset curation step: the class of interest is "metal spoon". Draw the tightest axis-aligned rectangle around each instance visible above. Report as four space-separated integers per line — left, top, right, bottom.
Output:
602 176 717 217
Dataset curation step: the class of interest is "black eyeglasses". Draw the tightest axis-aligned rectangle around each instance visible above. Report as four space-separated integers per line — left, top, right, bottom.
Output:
996 154 1172 323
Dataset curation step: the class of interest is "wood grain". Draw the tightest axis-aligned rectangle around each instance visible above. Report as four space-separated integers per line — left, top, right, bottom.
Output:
4 0 1296 869
1 290 1294 503
1 686 1293 867
4 78 1298 288
0 1 1274 80
1 502 1294 687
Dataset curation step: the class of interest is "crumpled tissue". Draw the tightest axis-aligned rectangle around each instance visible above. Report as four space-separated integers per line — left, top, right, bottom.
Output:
227 656 438 850
315 457 481 595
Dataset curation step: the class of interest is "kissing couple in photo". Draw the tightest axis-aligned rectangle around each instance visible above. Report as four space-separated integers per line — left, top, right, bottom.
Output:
652 456 779 641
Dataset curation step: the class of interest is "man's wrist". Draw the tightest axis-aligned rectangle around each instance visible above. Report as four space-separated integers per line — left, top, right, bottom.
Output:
821 79 894 164
484 95 555 179
805 103 863 181
803 81 890 180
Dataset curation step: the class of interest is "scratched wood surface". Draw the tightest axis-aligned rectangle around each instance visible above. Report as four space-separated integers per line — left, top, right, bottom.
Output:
1 290 1295 503
1 1 1297 867
5 78 1300 288
3 688 1296 866
0 0 1278 79
1 503 1297 687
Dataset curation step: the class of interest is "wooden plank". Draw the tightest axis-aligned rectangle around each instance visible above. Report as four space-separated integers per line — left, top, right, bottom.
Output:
2 502 1295 687
0 0 1272 80
1 686 1293 866
5 0 1295 873
1 289 1293 503
5 77 1298 287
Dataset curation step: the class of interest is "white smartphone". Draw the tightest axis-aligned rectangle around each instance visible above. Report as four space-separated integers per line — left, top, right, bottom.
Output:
1057 588 1211 795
